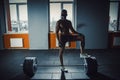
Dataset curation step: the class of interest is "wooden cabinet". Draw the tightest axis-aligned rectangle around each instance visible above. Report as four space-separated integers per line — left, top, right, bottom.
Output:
4 33 29 49
108 31 120 48
49 32 56 48
49 32 76 49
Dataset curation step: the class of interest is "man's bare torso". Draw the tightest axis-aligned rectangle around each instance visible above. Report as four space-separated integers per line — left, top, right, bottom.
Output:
57 19 71 35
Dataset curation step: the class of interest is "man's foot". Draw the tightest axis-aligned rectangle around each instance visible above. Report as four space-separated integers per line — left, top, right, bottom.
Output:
61 67 68 73
80 53 90 58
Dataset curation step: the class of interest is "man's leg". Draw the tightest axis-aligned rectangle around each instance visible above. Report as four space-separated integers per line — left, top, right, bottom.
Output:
72 33 85 54
80 34 85 53
59 47 64 67
72 33 88 58
59 43 68 72
79 34 90 58
58 34 66 70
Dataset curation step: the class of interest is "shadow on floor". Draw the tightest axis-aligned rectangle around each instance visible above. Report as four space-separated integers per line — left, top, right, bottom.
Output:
87 72 116 80
10 72 116 80
10 73 30 80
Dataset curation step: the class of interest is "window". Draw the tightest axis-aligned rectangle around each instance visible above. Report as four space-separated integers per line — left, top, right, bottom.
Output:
8 0 28 33
108 0 120 48
49 0 74 47
109 1 120 31
49 0 74 32
50 3 61 32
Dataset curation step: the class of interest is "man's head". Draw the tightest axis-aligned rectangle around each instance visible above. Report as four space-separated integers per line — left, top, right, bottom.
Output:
61 9 67 17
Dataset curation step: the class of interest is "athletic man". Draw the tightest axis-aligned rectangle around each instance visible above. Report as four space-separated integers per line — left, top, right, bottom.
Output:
56 9 88 71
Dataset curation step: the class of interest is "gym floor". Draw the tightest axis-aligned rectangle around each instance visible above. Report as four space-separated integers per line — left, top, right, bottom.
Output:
0 49 120 80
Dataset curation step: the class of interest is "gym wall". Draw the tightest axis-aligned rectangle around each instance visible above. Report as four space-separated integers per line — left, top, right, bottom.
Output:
0 0 6 50
28 0 49 50
76 0 109 49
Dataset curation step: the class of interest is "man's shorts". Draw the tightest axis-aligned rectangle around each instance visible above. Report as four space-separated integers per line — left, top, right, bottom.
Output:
59 33 83 48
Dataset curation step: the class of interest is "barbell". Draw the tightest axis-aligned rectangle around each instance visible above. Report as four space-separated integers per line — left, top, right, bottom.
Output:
22 56 98 77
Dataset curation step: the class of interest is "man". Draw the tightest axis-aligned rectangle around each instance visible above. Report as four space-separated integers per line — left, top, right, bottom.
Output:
56 9 88 71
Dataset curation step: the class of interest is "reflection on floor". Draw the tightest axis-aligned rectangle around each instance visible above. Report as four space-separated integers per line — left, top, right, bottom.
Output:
32 66 89 80
0 49 120 80
32 58 89 80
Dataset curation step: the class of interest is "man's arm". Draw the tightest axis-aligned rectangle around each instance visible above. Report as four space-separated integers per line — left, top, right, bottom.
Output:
69 21 79 34
55 21 60 41
56 21 64 47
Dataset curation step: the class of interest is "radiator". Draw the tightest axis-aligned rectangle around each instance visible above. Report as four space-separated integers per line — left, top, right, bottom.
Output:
10 38 23 47
113 37 120 46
